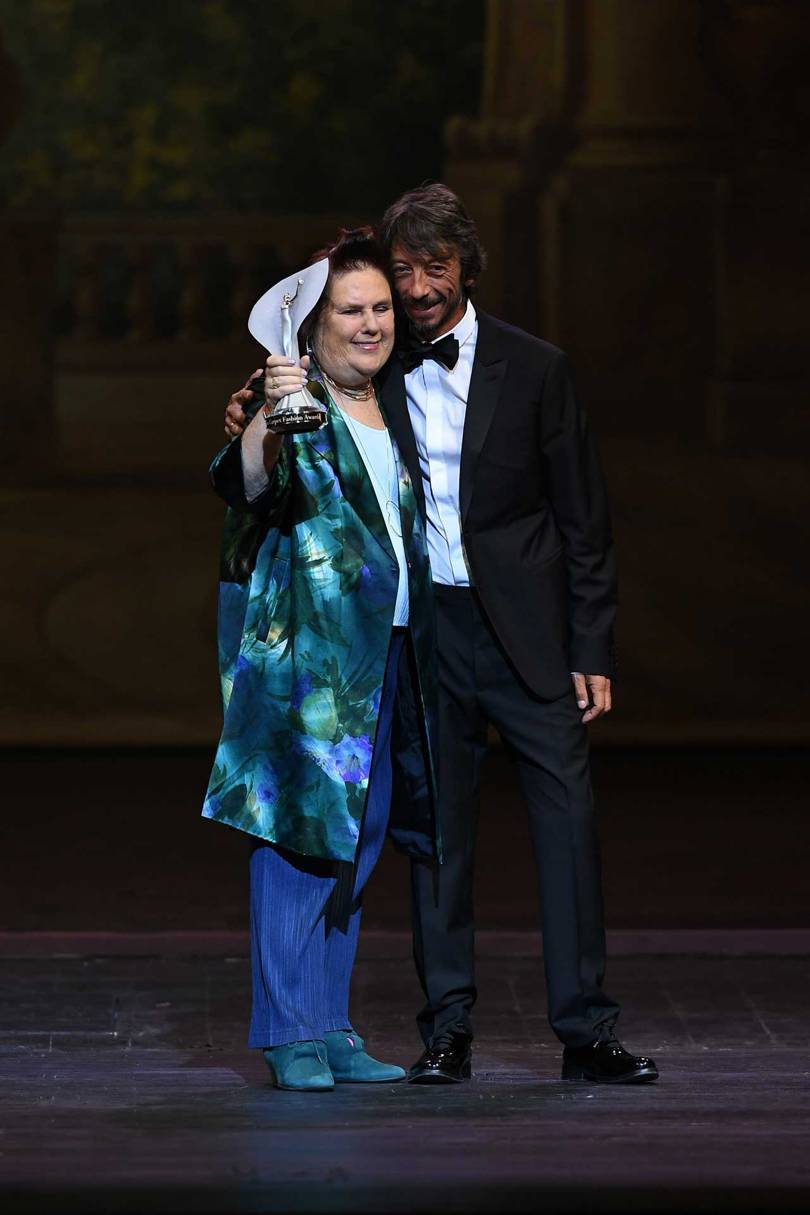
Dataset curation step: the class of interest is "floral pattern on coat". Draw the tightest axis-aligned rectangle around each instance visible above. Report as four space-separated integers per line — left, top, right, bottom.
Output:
202 378 439 864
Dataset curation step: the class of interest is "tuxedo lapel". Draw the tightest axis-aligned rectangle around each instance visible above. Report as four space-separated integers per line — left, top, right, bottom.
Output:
379 359 426 521
459 313 508 523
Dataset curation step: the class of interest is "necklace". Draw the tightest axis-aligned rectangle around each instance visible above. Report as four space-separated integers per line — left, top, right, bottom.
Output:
341 410 403 540
321 370 375 401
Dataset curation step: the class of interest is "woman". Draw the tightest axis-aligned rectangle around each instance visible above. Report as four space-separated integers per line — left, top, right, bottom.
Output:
203 229 439 1091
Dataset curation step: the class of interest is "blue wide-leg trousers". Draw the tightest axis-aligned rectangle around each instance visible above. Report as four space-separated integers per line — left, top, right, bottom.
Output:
248 632 404 1048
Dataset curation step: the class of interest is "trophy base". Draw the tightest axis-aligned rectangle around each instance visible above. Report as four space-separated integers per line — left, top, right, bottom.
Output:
265 405 327 435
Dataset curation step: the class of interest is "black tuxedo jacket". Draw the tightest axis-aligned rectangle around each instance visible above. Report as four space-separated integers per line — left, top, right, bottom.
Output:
379 311 616 701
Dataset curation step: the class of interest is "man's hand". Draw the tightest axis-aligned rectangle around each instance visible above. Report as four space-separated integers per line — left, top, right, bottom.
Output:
224 371 260 438
571 673 612 724
223 355 310 439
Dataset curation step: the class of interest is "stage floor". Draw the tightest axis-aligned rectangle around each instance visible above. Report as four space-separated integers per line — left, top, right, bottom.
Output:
1 940 808 1213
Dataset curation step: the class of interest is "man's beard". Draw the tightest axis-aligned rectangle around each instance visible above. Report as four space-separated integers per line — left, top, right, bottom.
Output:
408 289 465 339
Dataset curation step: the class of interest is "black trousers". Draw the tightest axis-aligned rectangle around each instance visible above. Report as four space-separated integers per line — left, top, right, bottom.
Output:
411 585 621 1049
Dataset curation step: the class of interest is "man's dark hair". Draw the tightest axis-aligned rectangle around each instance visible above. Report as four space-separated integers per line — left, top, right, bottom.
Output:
378 183 487 290
300 226 392 348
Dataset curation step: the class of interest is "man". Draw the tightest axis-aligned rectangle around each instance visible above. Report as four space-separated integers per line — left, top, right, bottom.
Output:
224 184 657 1086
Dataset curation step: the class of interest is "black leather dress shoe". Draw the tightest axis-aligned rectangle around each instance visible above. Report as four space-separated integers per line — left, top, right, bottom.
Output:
408 1027 472 1084
562 1034 659 1084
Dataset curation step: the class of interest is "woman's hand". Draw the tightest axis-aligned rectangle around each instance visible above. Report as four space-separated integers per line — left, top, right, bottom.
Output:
223 355 311 438
264 353 310 408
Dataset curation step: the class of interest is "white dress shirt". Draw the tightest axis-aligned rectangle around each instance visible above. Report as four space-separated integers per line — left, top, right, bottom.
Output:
404 298 477 586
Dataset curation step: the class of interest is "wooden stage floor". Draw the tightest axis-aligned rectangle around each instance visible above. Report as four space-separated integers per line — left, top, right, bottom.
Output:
1 938 808 1214
2 746 807 1210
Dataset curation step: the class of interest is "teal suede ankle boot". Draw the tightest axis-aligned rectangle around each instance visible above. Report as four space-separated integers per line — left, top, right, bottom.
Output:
324 1030 406 1083
262 1040 334 1091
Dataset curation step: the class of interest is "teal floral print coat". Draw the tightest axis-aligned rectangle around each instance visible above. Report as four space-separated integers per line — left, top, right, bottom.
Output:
202 377 440 865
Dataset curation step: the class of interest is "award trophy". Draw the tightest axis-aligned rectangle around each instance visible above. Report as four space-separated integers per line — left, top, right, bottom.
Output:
247 258 330 434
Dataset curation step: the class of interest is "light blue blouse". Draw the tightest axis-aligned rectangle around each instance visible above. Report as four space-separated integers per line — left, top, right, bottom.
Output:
341 412 409 627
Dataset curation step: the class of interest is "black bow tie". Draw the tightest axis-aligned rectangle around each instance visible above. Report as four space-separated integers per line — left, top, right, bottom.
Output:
400 332 460 374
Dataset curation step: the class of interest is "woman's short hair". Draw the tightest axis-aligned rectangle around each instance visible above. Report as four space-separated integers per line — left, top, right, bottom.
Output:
300 227 391 349
309 226 390 279
378 183 487 289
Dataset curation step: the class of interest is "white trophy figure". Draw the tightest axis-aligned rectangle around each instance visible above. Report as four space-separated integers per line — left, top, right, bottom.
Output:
247 257 330 434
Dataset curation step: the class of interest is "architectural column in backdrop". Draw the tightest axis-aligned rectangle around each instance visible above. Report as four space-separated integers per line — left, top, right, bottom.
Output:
444 0 810 742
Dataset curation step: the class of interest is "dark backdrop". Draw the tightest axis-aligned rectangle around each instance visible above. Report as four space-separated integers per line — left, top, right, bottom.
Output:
0 0 807 933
